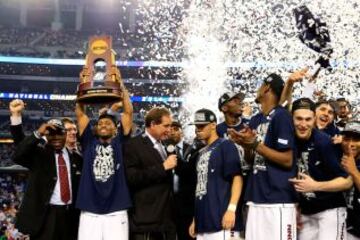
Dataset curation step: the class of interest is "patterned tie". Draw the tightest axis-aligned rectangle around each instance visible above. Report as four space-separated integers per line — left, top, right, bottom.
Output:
57 151 70 204
176 145 183 160
155 141 167 161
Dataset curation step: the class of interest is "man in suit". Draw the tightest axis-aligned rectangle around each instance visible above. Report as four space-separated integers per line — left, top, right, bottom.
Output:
62 117 80 153
166 121 196 240
9 99 82 240
12 118 82 240
124 107 177 240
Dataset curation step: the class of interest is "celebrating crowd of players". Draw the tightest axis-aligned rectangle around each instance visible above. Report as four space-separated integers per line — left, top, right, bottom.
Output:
6 68 360 240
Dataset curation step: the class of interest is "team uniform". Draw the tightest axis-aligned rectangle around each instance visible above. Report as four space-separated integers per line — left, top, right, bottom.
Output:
194 138 243 240
76 124 132 240
295 128 348 240
216 119 249 139
217 119 249 239
320 121 340 137
346 161 360 240
245 106 297 240
216 119 250 175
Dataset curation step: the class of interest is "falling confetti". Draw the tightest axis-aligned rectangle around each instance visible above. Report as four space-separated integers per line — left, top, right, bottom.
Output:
123 0 360 136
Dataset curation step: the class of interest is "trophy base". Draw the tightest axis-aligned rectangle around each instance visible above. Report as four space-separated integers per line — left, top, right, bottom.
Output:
77 87 122 104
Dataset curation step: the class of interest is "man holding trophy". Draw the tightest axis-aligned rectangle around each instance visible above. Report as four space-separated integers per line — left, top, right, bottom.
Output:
75 36 134 240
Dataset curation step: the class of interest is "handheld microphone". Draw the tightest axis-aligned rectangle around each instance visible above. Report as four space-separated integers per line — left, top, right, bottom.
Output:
166 144 177 155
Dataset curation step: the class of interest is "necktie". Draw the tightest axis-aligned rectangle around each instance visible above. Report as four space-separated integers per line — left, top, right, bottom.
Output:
155 142 167 161
176 145 183 160
57 151 71 204
173 145 182 193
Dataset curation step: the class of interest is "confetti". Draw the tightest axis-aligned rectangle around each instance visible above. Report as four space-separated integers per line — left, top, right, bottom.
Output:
124 0 360 136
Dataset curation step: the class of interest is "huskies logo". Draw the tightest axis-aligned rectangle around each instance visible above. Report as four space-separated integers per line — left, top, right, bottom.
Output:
253 123 269 173
195 150 211 200
93 145 115 182
297 150 316 199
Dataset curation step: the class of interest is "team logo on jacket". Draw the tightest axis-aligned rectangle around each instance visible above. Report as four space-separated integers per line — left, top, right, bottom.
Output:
297 151 316 199
93 144 115 182
196 150 211 200
253 123 269 173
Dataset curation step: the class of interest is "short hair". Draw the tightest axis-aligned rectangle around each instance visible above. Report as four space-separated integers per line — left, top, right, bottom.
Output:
336 97 351 107
315 100 336 112
62 117 75 125
145 107 171 128
171 121 182 129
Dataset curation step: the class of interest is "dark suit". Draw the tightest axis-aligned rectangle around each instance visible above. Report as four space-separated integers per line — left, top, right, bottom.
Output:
174 141 200 240
124 133 176 240
11 125 82 240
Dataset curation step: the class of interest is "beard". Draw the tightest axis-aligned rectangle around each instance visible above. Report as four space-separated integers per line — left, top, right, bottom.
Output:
96 132 114 140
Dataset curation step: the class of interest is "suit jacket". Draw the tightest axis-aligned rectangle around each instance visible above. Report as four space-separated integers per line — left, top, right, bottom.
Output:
174 142 197 216
124 133 175 233
11 125 82 237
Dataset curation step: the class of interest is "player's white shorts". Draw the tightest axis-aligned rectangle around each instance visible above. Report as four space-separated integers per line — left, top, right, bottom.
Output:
78 210 128 240
298 207 347 240
245 202 297 240
196 230 243 240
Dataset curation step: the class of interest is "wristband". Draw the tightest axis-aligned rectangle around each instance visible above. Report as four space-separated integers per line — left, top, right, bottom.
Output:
227 203 237 212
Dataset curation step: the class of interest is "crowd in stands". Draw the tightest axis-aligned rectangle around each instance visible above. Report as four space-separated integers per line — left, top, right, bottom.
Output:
0 174 27 240
0 78 182 96
0 145 15 168
0 26 159 60
0 63 178 81
0 27 43 46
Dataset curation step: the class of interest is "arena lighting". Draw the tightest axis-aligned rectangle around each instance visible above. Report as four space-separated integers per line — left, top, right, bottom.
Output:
0 56 358 69
0 139 13 143
0 56 184 67
0 92 184 103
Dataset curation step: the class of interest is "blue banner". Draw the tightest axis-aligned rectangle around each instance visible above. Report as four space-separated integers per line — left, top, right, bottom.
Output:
0 92 183 102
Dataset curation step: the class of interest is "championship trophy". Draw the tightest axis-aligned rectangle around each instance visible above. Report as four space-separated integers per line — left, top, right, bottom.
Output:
293 5 333 79
77 36 123 104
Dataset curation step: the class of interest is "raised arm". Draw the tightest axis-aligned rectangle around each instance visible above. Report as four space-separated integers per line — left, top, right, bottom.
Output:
9 99 26 145
75 103 90 136
279 68 309 107
107 86 133 136
119 88 133 136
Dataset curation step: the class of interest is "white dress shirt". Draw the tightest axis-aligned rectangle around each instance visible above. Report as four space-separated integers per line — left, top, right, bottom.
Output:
50 147 73 205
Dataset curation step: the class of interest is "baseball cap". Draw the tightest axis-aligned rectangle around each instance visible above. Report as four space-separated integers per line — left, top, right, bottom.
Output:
98 112 117 125
292 98 316 113
341 120 360 138
190 108 217 125
263 73 285 99
218 92 245 111
171 121 182 129
47 118 66 135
